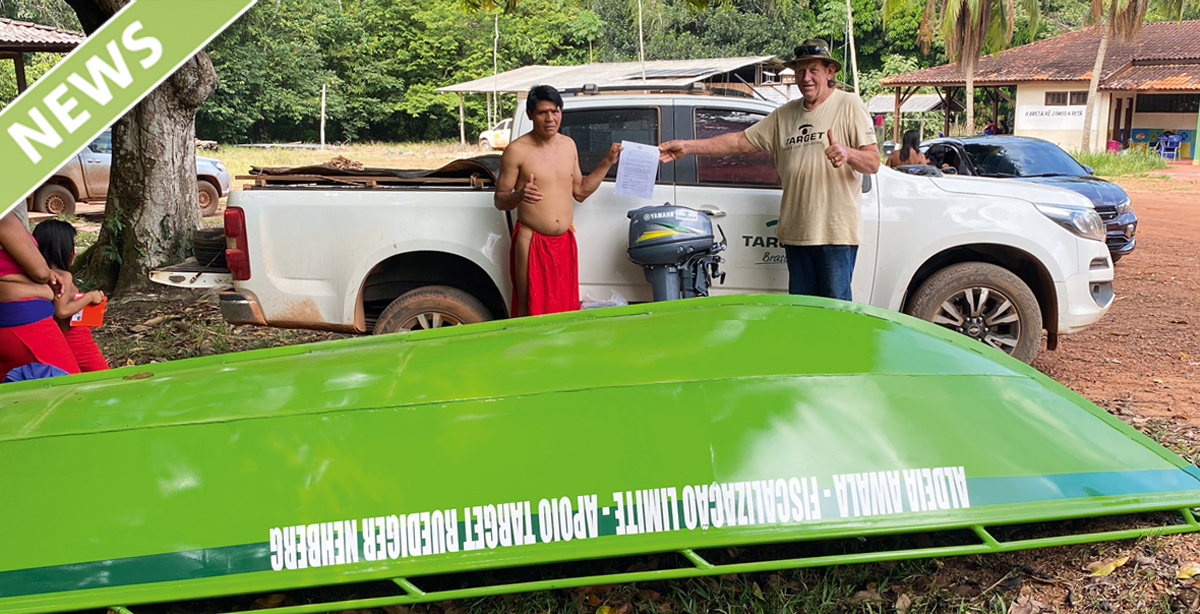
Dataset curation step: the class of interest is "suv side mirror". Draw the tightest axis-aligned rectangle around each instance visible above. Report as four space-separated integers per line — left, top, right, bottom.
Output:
1083 165 1095 175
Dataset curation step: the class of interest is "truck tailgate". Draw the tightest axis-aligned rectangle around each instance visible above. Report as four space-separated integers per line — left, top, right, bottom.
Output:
149 261 233 290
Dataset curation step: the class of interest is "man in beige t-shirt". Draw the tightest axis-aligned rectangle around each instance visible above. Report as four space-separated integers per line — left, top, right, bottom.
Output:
659 39 879 301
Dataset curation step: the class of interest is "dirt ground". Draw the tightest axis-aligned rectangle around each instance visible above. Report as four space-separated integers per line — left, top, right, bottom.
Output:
81 163 1200 614
1035 166 1200 439
932 163 1200 614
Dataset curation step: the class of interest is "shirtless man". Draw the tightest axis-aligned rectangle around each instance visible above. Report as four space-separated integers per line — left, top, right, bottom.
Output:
495 85 621 317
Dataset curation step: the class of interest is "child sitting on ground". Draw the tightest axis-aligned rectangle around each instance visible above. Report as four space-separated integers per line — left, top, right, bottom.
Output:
32 220 108 372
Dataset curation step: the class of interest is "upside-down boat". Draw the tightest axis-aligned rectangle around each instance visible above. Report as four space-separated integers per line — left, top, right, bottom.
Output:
3 295 1199 614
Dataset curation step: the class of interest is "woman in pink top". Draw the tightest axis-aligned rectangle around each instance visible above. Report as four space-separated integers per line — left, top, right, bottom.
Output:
0 211 79 379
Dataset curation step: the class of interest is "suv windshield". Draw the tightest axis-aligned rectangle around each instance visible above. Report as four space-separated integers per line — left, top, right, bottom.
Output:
962 140 1087 178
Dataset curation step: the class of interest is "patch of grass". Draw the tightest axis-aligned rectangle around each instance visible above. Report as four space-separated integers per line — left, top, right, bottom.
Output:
73 227 99 251
1072 148 1169 177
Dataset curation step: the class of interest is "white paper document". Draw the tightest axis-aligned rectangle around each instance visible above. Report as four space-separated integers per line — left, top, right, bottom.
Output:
614 140 659 200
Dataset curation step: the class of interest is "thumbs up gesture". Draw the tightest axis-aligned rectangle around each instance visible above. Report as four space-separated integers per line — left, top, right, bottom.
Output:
520 173 543 203
825 132 848 168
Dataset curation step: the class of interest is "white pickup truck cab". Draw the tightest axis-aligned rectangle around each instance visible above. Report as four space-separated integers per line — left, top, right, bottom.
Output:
156 92 1114 363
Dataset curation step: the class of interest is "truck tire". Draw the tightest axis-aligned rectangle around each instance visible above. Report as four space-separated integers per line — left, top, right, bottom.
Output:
33 185 76 216
192 228 227 268
373 285 492 335
197 180 221 217
478 139 493 152
905 262 1042 363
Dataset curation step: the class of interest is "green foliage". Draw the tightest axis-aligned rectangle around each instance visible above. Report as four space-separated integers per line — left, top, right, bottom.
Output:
0 0 80 29
0 52 62 105
861 53 920 100
196 0 351 143
0 0 81 106
197 0 596 144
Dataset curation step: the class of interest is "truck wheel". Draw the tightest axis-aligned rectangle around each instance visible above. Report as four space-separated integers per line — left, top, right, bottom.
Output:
197 180 221 217
373 285 492 335
478 139 493 151
905 262 1042 363
33 185 76 216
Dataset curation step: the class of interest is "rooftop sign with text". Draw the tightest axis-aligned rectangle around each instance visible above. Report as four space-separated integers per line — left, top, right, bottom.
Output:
0 0 257 217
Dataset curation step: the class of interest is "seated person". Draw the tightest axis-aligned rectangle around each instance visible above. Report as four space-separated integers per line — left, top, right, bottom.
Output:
33 220 108 372
942 149 962 173
886 130 928 168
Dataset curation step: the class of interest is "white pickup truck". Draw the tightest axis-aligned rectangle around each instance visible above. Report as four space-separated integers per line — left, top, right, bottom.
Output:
154 92 1115 363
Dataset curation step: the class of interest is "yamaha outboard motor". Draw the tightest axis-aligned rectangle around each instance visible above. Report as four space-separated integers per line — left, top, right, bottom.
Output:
627 204 725 302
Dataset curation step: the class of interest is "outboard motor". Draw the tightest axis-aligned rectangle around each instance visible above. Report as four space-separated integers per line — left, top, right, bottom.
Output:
627 204 725 302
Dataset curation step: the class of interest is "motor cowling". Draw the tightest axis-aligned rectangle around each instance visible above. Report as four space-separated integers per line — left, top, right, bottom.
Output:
627 204 725 302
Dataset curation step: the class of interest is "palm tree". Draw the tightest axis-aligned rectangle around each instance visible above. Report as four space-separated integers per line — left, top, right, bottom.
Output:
887 0 1038 135
1080 0 1198 150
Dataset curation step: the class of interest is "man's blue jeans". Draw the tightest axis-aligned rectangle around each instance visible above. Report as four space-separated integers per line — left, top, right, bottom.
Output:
783 244 858 301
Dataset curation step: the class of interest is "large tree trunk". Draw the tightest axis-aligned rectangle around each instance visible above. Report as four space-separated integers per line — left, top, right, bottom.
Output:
65 0 219 293
74 53 218 292
1081 22 1111 151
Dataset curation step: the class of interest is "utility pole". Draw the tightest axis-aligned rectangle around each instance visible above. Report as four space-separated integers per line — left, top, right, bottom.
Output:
638 0 647 82
320 84 326 149
493 13 499 126
846 0 860 94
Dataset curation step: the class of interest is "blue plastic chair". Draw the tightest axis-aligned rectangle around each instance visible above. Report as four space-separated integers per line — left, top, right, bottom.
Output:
1160 135 1183 159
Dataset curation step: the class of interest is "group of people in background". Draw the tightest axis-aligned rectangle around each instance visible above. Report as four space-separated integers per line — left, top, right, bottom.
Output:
983 119 1010 135
0 210 107 382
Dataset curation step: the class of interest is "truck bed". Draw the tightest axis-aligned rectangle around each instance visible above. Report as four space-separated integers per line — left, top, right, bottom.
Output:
238 156 501 190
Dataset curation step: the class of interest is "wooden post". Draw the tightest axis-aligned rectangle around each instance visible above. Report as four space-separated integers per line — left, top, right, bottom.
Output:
1111 95 1122 144
943 87 952 136
320 84 326 150
1194 103 1200 164
990 88 999 128
893 87 901 143
14 53 26 93
458 92 466 146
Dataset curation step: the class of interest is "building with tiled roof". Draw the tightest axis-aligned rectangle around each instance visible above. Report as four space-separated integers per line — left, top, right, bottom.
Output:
0 17 85 94
880 21 1200 157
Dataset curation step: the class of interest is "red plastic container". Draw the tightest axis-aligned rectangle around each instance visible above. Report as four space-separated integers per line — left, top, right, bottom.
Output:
70 295 106 327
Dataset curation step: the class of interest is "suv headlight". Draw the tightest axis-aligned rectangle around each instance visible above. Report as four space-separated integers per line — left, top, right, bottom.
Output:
1116 197 1133 215
1034 202 1105 242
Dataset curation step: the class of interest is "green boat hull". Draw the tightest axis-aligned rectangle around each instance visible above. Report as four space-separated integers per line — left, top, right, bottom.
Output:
2 295 1198 613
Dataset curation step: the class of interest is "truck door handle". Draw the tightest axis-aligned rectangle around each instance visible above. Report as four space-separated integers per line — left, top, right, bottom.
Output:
696 205 727 218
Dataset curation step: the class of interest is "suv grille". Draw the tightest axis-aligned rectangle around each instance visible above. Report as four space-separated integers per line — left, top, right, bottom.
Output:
1095 205 1118 221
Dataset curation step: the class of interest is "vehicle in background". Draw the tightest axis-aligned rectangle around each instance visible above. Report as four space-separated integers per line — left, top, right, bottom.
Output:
477 118 512 151
923 136 1137 261
29 130 233 217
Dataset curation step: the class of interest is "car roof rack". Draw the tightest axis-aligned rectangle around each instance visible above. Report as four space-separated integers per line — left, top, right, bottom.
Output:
559 83 756 98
